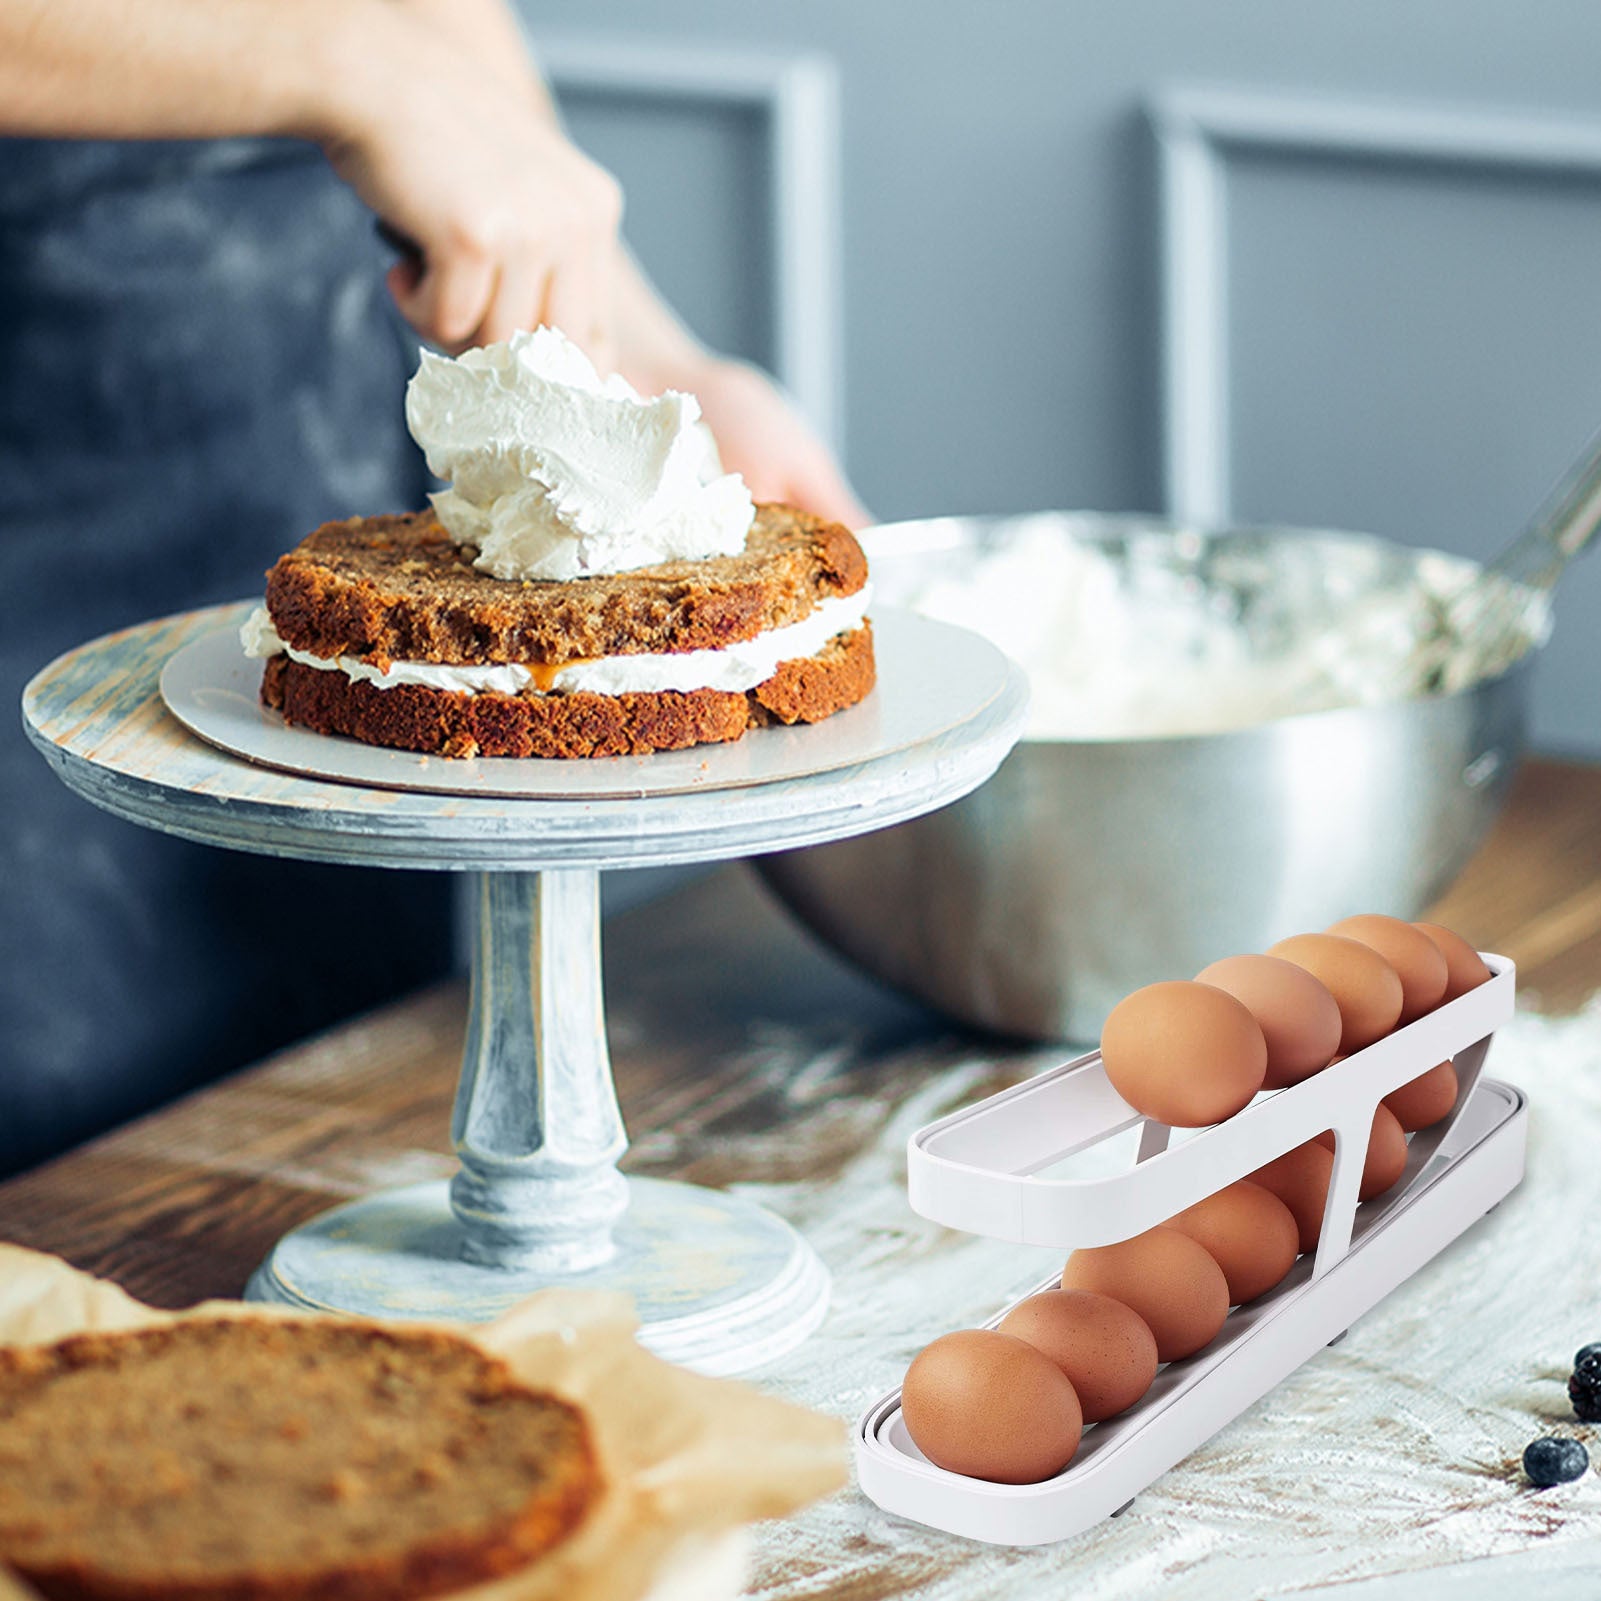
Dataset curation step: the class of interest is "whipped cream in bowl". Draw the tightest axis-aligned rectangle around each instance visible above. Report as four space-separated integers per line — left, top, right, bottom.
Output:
405 326 754 581
869 514 1549 740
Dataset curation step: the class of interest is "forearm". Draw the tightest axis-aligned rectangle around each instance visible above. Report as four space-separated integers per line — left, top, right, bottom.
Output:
611 248 715 397
399 0 547 105
0 0 386 142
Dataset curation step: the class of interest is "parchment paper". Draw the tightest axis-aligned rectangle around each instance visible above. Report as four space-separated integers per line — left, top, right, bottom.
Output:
0 1247 846 1601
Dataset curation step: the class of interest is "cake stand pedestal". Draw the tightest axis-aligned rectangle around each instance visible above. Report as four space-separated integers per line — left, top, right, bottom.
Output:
23 603 1027 1375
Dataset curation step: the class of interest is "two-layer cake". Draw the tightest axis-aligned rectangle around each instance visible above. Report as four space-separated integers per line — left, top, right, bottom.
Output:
243 329 874 759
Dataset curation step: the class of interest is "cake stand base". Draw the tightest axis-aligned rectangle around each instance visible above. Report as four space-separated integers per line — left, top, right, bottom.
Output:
244 1175 830 1377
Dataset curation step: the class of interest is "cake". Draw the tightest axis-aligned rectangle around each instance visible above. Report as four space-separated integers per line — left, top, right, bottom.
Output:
243 328 875 760
0 1318 599 1601
250 503 874 760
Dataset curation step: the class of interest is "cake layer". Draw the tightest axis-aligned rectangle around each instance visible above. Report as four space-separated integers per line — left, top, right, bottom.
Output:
0 1318 598 1601
262 622 876 759
264 503 869 668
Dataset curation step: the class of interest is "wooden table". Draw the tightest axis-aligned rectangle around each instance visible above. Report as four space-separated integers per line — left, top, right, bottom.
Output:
1 756 1597 1588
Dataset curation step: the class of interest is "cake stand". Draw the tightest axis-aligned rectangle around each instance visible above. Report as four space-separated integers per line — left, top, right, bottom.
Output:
23 602 1027 1375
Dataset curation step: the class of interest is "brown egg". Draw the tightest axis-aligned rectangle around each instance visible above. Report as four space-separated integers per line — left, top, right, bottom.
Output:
997 1289 1158 1423
1314 1103 1409 1200
1061 1227 1229 1362
900 1329 1083 1483
1384 1060 1459 1131
1165 1180 1300 1304
1266 934 1404 1054
1326 915 1449 1024
1193 955 1342 1089
1248 1139 1334 1254
1413 922 1492 1002
1100 981 1268 1128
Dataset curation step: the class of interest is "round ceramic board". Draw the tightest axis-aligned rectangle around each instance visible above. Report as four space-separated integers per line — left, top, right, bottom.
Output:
159 604 1005 801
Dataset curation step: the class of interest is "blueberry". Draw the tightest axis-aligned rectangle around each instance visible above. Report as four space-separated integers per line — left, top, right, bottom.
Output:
1524 1437 1589 1488
1571 1350 1601 1422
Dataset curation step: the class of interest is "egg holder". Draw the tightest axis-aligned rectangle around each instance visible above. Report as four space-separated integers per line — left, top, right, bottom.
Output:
857 953 1527 1545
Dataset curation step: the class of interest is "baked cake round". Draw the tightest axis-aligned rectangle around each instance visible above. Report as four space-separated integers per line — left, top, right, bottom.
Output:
251 502 875 759
0 1319 598 1601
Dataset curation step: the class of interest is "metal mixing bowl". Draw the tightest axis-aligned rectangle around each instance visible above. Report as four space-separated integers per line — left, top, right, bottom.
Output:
756 513 1536 1042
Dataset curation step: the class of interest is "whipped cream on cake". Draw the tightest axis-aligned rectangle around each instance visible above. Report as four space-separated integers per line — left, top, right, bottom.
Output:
405 327 754 581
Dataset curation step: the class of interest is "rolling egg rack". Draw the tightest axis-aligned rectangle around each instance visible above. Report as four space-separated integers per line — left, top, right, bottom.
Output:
856 954 1526 1545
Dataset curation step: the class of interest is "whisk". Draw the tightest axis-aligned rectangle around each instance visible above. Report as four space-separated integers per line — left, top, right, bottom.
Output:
1428 421 1601 688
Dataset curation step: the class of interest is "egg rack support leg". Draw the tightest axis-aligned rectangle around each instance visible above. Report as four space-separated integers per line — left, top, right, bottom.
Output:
1306 1034 1499 1282
243 866 832 1376
1311 1117 1367 1280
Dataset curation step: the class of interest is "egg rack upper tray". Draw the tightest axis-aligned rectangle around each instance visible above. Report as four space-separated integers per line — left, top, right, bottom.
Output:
857 953 1527 1545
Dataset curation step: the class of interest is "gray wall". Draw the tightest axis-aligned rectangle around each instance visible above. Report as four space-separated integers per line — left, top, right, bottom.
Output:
531 2 1601 755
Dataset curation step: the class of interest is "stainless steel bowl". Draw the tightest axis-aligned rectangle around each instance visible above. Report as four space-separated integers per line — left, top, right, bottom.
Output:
757 513 1535 1042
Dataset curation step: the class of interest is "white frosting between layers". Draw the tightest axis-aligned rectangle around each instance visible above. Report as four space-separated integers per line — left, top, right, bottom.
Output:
240 586 872 698
404 327 755 581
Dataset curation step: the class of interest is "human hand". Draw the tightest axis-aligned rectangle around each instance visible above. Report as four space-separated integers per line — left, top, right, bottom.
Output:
690 359 872 530
320 12 623 358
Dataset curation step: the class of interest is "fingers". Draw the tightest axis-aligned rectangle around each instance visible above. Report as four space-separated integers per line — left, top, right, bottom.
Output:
795 434 874 526
541 237 616 374
474 251 545 350
388 218 619 366
321 0 623 352
767 454 873 530
539 269 595 360
471 177 616 353
384 255 423 310
341 51 625 360
691 360 872 529
798 463 874 531
390 246 497 354
459 246 617 365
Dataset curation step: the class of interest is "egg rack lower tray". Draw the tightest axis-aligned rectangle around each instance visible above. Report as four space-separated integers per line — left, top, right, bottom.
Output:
857 954 1527 1545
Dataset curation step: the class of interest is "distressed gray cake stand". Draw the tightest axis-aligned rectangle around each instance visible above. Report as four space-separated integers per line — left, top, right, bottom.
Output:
24 602 1027 1375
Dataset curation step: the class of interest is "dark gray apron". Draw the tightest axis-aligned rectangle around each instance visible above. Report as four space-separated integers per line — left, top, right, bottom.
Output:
0 138 452 1175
